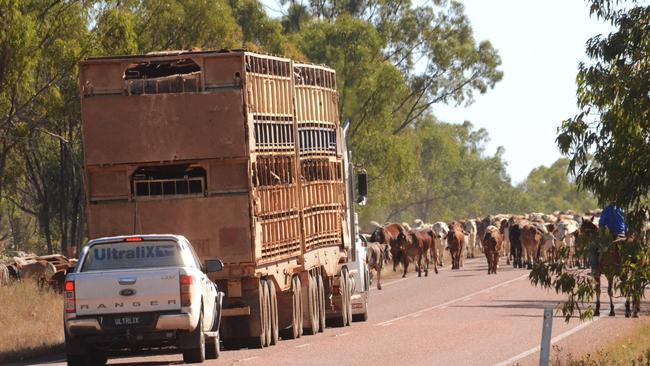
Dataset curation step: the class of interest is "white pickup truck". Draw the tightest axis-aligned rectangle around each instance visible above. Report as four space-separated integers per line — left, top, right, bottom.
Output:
64 234 224 365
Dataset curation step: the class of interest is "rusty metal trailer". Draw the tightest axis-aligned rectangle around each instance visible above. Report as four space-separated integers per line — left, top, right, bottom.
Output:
79 50 368 347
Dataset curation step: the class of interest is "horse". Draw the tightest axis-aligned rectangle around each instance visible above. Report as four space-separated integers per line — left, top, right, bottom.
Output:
579 219 641 317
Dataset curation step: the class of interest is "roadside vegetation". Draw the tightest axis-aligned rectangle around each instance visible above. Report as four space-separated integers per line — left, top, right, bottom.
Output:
0 281 64 363
550 317 650 365
0 0 597 258
529 0 650 322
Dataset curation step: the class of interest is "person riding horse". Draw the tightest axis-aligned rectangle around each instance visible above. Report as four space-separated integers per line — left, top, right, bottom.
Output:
590 204 627 272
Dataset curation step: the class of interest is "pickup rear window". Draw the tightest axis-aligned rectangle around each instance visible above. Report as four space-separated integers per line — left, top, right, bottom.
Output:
82 240 184 271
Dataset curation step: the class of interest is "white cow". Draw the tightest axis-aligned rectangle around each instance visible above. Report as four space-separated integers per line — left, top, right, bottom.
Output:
463 220 477 259
556 219 580 266
431 222 449 267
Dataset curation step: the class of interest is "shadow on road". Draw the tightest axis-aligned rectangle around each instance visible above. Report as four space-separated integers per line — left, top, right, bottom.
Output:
452 299 560 311
109 361 182 366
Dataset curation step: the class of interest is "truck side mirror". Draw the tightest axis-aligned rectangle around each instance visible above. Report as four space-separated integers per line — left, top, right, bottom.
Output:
205 259 224 273
357 170 367 205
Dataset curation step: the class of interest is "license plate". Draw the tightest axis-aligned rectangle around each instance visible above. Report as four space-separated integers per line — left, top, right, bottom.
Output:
113 315 141 326
102 313 155 329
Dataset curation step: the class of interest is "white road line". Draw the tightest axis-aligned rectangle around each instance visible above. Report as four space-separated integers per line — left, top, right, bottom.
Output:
377 277 410 288
493 302 625 366
295 343 311 348
375 273 529 326
235 356 259 363
335 331 353 337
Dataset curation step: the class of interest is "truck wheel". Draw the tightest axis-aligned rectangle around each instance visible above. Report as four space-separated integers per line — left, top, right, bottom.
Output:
316 274 326 332
267 279 279 345
330 268 349 327
182 313 206 364
344 269 353 326
252 279 270 348
297 276 304 337
205 332 220 360
304 273 319 335
282 276 302 339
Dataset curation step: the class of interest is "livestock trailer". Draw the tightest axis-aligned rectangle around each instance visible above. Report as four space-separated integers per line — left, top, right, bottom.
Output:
79 50 368 347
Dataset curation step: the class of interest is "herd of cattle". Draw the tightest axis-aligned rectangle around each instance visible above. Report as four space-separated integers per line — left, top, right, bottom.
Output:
363 210 622 290
0 252 77 291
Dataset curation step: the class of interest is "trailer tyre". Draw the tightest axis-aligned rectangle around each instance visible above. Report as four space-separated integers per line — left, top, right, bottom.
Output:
251 279 271 348
304 273 320 335
316 274 326 332
282 275 302 339
267 279 279 345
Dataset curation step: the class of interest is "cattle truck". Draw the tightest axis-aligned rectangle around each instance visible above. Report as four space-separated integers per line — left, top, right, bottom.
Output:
79 50 369 348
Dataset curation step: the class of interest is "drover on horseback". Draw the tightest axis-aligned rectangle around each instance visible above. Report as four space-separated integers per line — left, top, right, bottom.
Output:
589 203 627 274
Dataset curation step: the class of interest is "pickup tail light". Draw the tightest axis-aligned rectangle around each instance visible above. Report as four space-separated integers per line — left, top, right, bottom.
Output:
64 280 76 313
180 275 193 307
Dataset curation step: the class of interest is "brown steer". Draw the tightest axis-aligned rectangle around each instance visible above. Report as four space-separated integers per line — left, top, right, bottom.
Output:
482 226 503 274
447 222 466 270
370 222 409 272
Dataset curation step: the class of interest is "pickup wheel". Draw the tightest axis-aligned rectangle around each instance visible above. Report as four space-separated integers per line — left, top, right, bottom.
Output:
205 332 220 360
66 354 86 366
205 299 221 360
182 313 206 364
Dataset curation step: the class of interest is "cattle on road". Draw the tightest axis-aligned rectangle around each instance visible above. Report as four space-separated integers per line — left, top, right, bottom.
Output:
432 222 449 267
370 222 409 272
463 220 478 259
366 241 389 290
447 222 466 270
482 226 503 274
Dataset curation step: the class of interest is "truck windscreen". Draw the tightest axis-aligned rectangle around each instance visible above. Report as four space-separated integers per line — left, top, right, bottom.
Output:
81 240 183 271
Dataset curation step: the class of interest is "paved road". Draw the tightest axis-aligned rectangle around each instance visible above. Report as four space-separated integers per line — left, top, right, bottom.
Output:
31 258 643 366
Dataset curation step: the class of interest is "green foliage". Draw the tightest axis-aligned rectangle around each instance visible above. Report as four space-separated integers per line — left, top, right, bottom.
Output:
519 159 598 214
0 0 593 256
557 0 649 230
529 0 650 323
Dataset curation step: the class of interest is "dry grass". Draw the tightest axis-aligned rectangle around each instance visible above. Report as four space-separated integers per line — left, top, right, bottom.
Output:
550 317 650 366
0 281 64 363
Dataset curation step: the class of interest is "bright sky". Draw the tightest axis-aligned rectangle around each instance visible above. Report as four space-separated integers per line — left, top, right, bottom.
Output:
433 0 613 184
261 0 613 184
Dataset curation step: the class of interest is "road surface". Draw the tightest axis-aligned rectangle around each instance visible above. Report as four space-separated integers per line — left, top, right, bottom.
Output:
25 258 644 366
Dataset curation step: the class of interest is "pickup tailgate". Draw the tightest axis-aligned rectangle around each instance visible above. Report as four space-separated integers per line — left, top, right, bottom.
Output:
75 269 181 316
